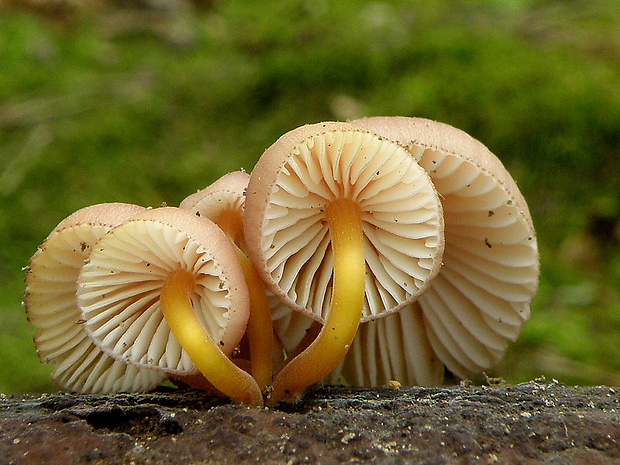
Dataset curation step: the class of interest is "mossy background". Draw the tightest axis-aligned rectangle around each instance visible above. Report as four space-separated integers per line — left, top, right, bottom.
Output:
1 0 619 393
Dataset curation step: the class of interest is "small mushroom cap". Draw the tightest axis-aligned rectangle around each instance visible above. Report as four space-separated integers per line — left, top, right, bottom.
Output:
180 170 249 217
244 122 445 324
24 203 167 393
350 116 540 379
180 171 249 246
78 206 250 376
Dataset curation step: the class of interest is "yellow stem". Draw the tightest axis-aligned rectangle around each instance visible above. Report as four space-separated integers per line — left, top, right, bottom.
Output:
160 268 263 406
215 210 244 246
268 198 365 404
235 248 274 391
213 209 274 392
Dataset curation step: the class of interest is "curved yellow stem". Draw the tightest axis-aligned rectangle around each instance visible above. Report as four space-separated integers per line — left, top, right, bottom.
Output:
160 268 263 407
235 248 274 391
268 198 366 404
214 209 274 392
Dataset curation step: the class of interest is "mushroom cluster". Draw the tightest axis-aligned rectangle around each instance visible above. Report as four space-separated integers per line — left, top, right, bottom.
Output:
24 117 539 407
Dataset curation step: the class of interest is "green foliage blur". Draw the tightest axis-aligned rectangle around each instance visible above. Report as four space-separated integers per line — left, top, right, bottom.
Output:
1 0 619 393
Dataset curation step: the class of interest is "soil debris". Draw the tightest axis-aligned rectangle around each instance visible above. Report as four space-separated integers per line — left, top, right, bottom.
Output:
1 379 620 464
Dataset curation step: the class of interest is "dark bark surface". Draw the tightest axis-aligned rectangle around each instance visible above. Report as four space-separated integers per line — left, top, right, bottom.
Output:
1 379 620 464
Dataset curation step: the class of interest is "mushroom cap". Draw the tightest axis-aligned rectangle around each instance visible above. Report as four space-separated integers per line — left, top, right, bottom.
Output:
350 116 540 379
180 170 249 246
180 170 249 217
244 121 445 324
24 203 167 393
78 206 250 376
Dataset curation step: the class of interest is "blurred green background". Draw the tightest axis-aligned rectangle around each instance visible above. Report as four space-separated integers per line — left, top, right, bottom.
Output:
1 0 619 393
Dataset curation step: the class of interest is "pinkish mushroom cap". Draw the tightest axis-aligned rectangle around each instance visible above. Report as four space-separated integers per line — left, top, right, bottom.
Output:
243 121 445 403
78 206 251 376
24 203 167 393
339 116 540 382
180 171 250 247
244 121 445 324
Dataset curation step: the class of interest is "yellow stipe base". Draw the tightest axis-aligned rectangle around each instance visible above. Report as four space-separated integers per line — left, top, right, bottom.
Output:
268 198 366 405
236 247 274 391
160 268 263 407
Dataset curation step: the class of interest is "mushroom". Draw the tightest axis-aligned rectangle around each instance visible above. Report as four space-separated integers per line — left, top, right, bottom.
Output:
78 206 263 406
340 116 540 382
180 171 275 390
24 203 167 393
243 122 445 403
180 171 249 247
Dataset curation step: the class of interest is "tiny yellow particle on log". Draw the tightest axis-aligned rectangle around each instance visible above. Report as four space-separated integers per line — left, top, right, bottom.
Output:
389 380 401 389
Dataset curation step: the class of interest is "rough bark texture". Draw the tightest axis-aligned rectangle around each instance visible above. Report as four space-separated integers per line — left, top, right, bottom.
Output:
1 379 619 464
